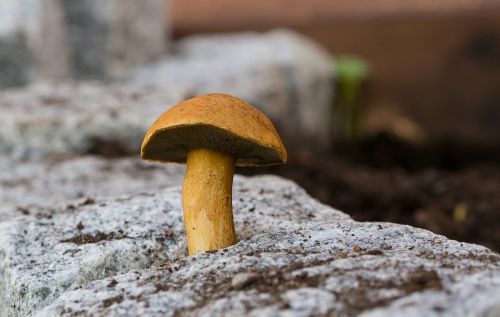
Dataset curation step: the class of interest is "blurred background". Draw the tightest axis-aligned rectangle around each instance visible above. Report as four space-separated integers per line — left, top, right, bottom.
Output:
1 0 499 250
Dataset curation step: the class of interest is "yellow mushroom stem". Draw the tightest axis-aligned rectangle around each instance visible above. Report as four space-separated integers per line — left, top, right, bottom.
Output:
182 148 237 255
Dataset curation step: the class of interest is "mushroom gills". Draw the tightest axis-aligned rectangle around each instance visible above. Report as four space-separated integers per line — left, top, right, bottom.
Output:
143 124 284 166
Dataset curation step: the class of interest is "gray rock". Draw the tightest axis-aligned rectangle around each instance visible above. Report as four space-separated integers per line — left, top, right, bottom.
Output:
361 269 500 317
134 30 334 147
0 175 346 316
0 83 189 158
0 0 43 87
58 0 168 80
0 0 167 87
0 185 186 317
0 33 332 158
0 175 498 316
231 272 261 290
0 156 185 221
36 216 500 317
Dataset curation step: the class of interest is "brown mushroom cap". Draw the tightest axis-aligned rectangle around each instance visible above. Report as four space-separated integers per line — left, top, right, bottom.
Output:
141 93 287 166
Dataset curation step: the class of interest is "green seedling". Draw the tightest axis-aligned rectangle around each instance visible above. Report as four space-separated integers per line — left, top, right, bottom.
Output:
332 55 369 141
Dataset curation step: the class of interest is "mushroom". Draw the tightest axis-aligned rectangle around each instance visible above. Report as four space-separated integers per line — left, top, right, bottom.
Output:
141 93 287 255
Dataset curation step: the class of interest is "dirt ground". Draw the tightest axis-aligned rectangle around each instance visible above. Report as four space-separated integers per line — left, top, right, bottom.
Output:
240 133 500 252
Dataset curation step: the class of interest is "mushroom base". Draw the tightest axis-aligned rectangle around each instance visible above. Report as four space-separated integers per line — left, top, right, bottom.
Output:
182 148 237 255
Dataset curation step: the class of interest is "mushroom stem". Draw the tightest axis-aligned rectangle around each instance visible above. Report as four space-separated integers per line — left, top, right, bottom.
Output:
182 148 237 255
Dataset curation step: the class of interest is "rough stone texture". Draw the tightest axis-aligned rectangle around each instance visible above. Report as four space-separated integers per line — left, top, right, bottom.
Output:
0 0 167 87
0 30 333 158
0 0 43 87
134 30 334 147
0 83 189 158
0 156 185 222
0 175 346 316
58 0 168 80
0 31 333 158
0 185 186 317
0 175 498 316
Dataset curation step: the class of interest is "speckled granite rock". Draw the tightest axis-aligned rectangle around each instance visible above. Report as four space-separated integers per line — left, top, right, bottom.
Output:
0 175 346 316
0 39 332 158
37 233 500 317
0 186 186 317
0 0 44 87
1 176 499 316
0 83 189 158
0 156 184 221
0 30 333 157
57 0 168 80
134 30 334 147
0 0 167 87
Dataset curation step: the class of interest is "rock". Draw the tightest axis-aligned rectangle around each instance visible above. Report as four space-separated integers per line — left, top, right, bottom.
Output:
0 32 332 158
0 184 187 317
361 269 500 317
134 30 334 147
231 272 262 290
36 219 500 317
0 83 189 158
0 156 185 221
0 0 167 87
0 175 346 316
0 175 498 316
0 0 44 87
57 0 168 80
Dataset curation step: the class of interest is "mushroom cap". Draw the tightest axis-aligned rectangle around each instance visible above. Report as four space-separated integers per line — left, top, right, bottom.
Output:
141 93 287 166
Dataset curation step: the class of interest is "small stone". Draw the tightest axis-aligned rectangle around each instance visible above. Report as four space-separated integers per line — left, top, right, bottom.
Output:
380 243 392 250
107 279 118 288
366 249 385 256
76 222 84 231
231 272 261 290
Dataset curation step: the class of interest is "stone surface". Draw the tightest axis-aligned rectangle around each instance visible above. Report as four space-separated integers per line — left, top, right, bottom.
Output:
0 184 186 317
58 0 168 80
0 0 167 87
134 30 334 146
0 29 333 158
0 175 346 316
0 175 498 316
0 30 333 158
0 156 185 222
0 0 43 87
0 83 189 158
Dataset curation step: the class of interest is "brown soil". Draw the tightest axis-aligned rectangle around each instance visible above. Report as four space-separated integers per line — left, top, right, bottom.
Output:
61 230 129 244
239 133 500 252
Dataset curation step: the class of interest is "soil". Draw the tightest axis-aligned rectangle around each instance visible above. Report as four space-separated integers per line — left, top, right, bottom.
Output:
239 133 500 252
61 230 129 244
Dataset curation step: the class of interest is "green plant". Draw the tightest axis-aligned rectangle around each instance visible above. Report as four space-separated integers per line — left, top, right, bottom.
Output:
332 55 369 140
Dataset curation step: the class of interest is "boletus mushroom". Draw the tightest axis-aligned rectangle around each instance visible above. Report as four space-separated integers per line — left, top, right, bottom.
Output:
141 93 287 255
